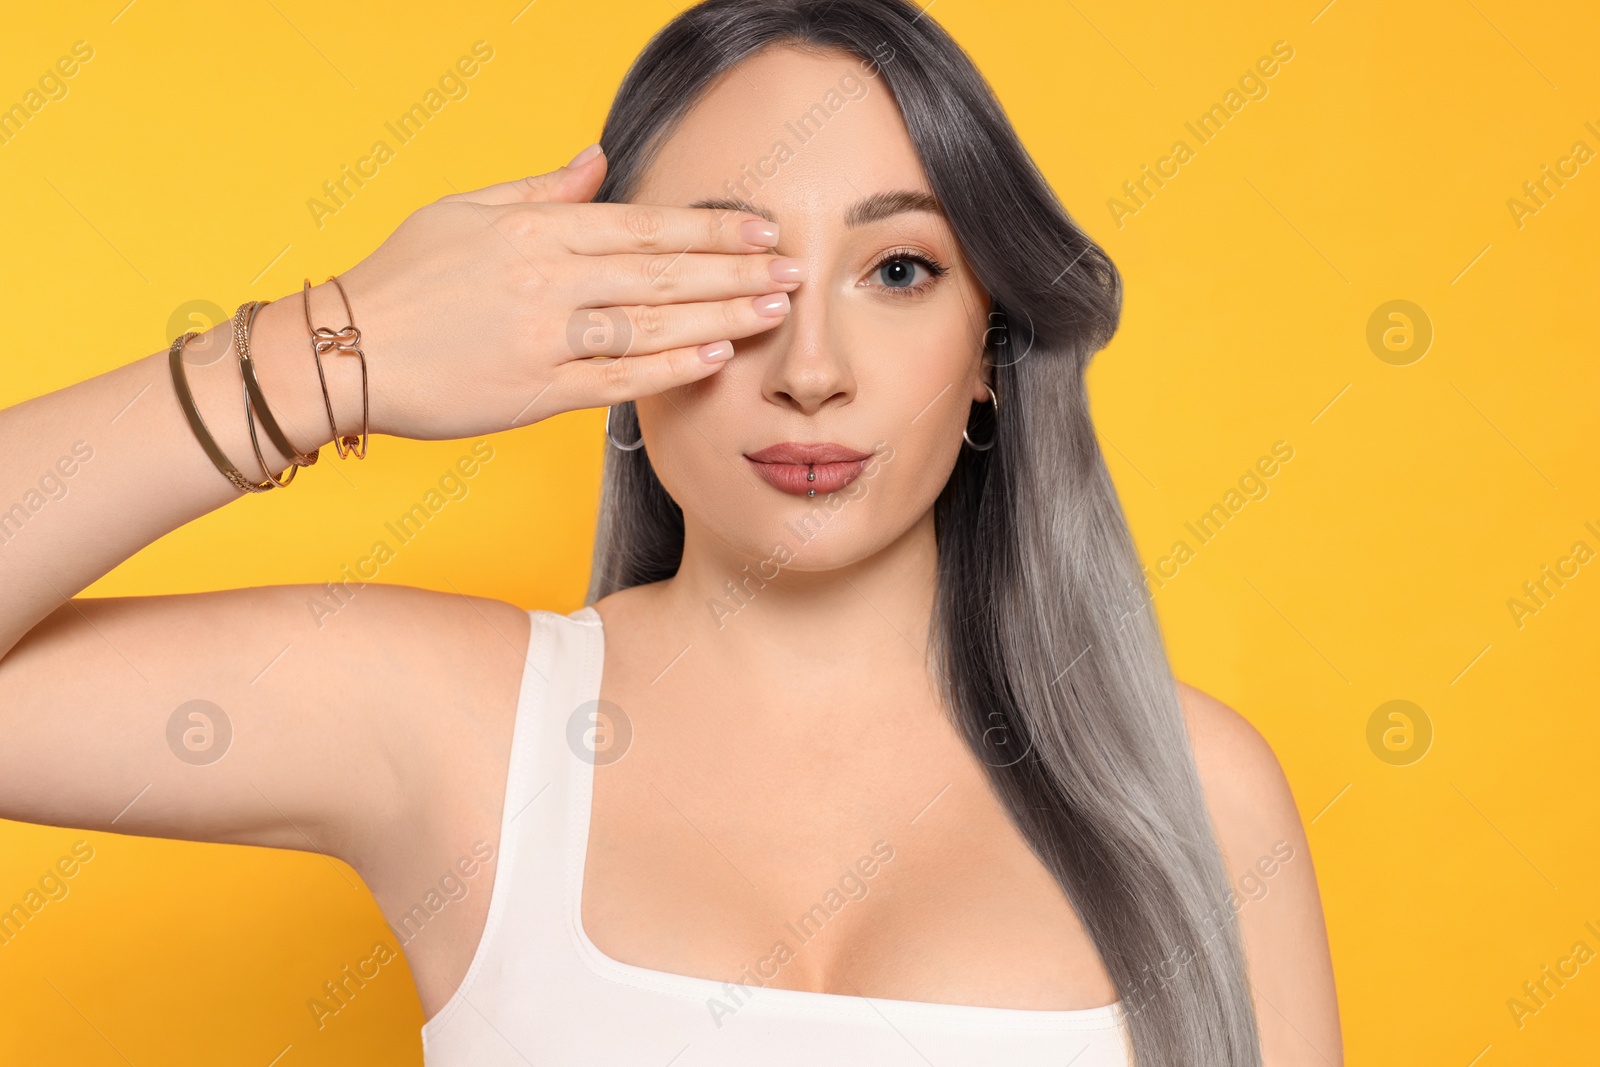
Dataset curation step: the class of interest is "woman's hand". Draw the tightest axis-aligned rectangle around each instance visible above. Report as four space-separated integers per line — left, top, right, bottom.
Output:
331 144 799 442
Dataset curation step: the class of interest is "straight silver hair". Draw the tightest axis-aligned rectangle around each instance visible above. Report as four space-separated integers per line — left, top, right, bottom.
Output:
583 1 1262 1062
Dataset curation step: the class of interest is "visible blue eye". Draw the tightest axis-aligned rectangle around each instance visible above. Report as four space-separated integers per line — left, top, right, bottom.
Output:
868 248 949 298
879 258 923 288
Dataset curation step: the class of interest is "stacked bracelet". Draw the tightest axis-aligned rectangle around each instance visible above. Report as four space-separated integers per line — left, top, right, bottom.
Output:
167 273 371 496
235 299 319 488
168 331 276 494
304 275 370 460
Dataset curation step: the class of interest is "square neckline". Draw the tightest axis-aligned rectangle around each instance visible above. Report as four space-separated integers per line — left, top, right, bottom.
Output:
564 603 1126 1029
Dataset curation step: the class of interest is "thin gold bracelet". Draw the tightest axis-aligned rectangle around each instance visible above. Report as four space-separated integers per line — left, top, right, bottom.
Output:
237 298 320 474
168 330 275 494
303 275 370 460
234 300 313 488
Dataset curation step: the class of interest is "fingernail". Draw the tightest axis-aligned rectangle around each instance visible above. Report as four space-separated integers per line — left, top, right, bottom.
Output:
767 256 806 283
741 218 779 246
753 292 790 317
698 340 735 363
566 142 603 168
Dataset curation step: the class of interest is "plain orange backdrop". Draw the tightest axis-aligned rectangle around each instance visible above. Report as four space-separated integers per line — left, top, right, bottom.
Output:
1 1 1596 1063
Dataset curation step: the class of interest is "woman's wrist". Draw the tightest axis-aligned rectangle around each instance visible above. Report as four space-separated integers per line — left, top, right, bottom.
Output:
245 283 370 466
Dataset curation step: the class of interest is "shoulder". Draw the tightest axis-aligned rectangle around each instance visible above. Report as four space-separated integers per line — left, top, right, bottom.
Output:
1172 680 1302 884
327 583 534 866
331 582 532 687
1175 681 1293 815
333 583 532 807
1174 680 1344 1063
332 581 530 650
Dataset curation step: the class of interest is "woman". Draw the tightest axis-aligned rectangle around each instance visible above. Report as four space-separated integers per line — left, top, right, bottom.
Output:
0 0 1339 1064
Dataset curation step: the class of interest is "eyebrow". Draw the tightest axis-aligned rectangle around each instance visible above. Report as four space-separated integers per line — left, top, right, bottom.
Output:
688 189 945 228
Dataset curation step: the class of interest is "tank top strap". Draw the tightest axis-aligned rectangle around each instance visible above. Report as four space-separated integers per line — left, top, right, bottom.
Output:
420 604 602 1048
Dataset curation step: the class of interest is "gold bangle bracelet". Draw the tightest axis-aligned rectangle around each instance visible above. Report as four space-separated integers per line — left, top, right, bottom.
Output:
168 330 275 494
234 300 311 489
303 275 370 460
236 298 320 471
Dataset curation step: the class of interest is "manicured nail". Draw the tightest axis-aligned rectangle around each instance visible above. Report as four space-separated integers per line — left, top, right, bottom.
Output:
767 256 806 283
741 218 779 246
698 340 735 363
753 292 790 317
566 142 603 168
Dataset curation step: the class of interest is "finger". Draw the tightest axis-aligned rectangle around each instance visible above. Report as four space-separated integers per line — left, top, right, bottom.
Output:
548 202 780 255
442 144 608 207
562 338 742 407
576 250 804 307
563 293 791 360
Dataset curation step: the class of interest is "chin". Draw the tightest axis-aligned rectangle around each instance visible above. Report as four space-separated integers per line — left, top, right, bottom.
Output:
722 499 904 574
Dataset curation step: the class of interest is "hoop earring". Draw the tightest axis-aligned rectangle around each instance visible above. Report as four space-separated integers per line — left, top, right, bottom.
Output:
961 383 999 452
605 403 644 451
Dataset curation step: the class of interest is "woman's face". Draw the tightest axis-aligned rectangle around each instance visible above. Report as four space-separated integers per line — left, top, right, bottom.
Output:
628 44 992 573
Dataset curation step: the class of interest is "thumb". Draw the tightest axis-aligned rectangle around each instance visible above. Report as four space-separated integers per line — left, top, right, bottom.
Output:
447 143 608 206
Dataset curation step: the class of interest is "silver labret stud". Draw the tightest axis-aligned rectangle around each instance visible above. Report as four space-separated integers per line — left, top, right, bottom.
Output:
807 463 816 496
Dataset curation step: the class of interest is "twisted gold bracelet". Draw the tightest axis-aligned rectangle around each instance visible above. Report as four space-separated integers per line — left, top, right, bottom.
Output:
234 299 315 488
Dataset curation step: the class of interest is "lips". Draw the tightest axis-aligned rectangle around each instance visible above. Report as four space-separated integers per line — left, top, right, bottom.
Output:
744 441 875 497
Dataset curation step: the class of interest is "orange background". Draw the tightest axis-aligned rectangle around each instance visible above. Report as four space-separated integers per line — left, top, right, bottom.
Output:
1 0 1596 1063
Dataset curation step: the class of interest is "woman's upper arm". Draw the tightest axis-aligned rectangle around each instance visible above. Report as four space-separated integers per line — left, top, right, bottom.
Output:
0 582 527 873
1178 681 1344 1067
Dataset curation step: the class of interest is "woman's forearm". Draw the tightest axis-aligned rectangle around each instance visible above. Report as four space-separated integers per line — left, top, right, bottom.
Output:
0 282 364 662
0 152 792 666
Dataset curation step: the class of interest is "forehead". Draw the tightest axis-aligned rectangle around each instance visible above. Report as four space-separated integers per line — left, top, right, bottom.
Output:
631 44 932 222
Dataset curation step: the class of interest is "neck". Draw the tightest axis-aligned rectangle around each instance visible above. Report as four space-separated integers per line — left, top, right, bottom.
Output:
653 507 941 680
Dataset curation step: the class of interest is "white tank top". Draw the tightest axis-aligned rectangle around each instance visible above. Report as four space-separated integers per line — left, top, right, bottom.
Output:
420 605 1133 1066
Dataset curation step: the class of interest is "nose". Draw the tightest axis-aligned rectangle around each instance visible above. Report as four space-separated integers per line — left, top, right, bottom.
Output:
759 282 855 416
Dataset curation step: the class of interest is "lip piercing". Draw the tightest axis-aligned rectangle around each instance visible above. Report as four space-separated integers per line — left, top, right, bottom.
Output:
807 463 816 497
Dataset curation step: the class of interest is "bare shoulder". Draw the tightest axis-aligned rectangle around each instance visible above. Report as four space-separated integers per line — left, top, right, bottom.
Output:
292 581 532 869
357 582 529 667
1173 679 1304 897
1174 680 1343 1065
350 584 532 785
330 583 532 886
1175 681 1294 817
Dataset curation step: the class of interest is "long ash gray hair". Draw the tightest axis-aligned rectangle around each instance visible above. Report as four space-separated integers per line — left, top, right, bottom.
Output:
582 1 1261 1062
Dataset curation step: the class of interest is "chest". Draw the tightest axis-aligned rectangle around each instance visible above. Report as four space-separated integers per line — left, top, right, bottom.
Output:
581 672 1118 1011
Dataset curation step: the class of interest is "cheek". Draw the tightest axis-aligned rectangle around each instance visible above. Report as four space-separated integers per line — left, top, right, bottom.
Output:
843 302 983 454
633 387 723 501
